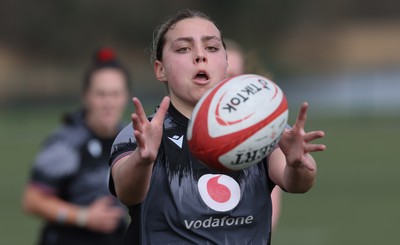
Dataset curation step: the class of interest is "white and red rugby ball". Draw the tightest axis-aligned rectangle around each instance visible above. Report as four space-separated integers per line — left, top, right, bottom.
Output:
187 74 288 171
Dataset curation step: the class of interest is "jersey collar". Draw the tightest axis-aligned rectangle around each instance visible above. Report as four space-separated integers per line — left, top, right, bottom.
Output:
167 102 189 127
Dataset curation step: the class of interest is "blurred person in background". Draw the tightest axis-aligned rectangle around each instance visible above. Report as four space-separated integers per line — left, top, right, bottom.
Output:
21 47 130 245
225 38 246 78
225 38 282 231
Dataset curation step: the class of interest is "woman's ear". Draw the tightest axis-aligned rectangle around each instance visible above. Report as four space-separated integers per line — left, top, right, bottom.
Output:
154 60 167 82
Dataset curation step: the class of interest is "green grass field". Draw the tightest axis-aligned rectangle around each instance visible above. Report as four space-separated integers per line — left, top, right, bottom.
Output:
1 104 399 244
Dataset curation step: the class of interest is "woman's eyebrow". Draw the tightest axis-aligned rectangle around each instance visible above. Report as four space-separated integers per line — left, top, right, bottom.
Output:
172 37 193 43
201 36 221 42
172 36 221 44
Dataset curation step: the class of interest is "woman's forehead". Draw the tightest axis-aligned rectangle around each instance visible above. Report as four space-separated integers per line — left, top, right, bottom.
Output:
164 17 221 42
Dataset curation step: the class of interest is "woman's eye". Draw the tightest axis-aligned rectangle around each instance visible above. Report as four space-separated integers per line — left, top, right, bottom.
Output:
206 46 219 52
177 47 190 53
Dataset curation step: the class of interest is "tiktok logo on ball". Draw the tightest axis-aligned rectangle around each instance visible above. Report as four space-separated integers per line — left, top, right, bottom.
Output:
198 174 241 212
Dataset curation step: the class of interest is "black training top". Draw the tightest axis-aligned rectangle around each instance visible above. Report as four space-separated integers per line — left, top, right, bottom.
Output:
29 111 126 245
109 104 276 245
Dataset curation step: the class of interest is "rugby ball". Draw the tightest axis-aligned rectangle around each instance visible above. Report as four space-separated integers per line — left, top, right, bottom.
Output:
187 74 288 171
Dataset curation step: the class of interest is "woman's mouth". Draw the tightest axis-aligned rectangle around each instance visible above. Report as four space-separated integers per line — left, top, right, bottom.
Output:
193 71 210 84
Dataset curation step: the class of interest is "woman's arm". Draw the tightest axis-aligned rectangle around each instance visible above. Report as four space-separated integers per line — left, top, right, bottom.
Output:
22 185 123 233
269 102 326 193
111 96 170 206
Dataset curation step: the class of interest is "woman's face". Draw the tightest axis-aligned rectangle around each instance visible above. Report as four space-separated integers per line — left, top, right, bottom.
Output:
84 68 128 133
155 17 228 116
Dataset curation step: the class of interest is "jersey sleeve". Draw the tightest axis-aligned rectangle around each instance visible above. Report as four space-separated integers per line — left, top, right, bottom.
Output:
108 122 137 196
30 139 80 194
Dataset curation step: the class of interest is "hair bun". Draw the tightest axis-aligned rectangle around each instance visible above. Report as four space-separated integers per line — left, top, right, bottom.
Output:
96 48 116 63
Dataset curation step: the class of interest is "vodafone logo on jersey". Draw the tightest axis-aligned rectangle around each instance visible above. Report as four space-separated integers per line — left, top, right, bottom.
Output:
198 174 241 212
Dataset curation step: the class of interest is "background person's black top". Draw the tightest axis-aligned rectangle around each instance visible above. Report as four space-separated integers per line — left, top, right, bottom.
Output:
29 111 126 245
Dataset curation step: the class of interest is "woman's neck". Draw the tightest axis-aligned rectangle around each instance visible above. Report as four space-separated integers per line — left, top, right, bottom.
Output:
85 115 117 138
170 97 194 119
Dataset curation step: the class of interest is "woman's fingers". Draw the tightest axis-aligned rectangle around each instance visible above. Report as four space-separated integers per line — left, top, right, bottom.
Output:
152 96 170 125
305 143 326 153
130 96 170 161
303 130 325 142
131 113 142 132
132 97 147 123
293 102 309 130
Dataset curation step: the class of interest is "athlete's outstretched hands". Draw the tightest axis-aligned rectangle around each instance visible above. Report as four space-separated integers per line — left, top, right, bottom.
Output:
278 102 326 171
131 96 170 164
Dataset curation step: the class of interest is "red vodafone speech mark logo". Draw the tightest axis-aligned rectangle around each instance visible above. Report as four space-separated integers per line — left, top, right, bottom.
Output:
207 176 231 203
198 174 241 212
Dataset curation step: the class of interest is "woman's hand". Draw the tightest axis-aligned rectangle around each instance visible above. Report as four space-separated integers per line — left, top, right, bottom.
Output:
278 102 326 171
131 96 170 164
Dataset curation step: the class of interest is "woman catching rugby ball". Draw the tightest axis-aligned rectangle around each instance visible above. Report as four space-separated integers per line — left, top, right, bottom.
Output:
109 9 326 244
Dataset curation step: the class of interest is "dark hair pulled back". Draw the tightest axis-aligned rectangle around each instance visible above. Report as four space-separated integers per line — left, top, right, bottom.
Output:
150 9 226 64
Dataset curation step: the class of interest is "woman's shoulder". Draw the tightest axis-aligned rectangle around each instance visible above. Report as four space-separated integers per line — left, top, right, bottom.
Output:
45 117 90 149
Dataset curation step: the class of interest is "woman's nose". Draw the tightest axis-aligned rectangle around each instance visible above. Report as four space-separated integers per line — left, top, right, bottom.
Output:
195 56 207 63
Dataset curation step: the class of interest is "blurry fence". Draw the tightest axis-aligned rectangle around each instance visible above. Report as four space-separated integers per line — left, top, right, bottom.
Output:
281 68 400 118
